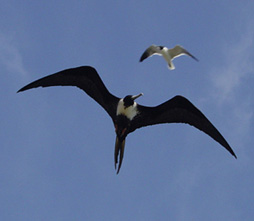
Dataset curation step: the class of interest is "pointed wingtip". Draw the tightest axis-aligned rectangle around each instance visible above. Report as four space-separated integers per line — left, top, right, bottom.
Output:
139 51 150 63
17 84 34 93
17 86 26 93
223 142 237 159
187 54 199 62
189 53 199 62
17 88 23 93
194 57 199 62
225 143 237 159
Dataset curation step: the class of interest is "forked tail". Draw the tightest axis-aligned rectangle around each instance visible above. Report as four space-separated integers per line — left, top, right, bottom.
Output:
114 137 126 174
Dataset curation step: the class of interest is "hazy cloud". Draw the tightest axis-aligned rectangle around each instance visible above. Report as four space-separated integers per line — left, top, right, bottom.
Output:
208 25 254 155
210 27 254 102
0 34 27 76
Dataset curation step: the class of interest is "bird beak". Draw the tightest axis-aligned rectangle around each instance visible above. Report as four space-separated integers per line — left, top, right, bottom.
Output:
132 93 143 100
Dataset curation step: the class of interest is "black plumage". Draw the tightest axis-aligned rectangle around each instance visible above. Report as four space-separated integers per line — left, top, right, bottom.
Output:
18 66 236 173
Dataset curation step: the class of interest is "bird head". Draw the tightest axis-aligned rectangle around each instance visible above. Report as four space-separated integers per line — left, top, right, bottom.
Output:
123 93 143 108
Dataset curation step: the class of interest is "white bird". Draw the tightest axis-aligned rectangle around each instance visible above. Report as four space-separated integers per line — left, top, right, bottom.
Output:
139 44 198 70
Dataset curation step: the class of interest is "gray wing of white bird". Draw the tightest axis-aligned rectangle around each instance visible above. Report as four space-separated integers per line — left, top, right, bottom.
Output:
169 45 199 61
139 44 198 70
139 45 164 62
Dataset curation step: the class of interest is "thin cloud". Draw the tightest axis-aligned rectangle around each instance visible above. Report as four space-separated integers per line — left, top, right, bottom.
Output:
0 34 27 77
208 26 254 155
210 27 254 102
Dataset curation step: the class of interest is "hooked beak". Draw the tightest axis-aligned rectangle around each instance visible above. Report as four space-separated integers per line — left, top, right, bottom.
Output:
131 93 143 100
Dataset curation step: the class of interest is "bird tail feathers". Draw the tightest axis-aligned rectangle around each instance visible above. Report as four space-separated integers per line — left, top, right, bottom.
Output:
114 137 126 174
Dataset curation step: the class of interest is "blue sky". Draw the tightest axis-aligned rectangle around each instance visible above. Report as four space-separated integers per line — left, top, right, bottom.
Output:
1 1 254 220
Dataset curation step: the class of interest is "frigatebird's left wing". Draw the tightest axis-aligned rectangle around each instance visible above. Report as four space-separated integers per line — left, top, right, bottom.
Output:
130 95 236 158
17 66 120 119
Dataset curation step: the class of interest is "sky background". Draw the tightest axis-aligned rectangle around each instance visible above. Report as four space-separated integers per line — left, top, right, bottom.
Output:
1 1 254 220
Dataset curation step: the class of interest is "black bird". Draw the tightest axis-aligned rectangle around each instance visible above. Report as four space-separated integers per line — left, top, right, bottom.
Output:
17 66 236 173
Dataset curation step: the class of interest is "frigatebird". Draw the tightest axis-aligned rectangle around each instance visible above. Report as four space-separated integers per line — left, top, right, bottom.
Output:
140 44 198 70
17 66 236 174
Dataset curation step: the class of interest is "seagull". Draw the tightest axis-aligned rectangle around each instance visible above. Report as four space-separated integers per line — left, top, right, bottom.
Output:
17 66 236 174
139 44 198 70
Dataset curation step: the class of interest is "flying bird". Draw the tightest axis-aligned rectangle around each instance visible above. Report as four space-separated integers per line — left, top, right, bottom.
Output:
17 66 236 174
139 44 198 70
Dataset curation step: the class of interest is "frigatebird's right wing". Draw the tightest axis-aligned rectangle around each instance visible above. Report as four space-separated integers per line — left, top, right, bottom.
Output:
131 95 236 158
17 66 120 120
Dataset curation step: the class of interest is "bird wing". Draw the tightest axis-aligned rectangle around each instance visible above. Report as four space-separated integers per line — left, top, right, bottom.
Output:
17 66 120 120
130 95 236 158
139 45 162 62
170 45 199 61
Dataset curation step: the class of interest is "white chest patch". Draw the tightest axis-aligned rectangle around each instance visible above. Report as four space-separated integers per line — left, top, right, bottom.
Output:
116 99 139 120
161 48 171 61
